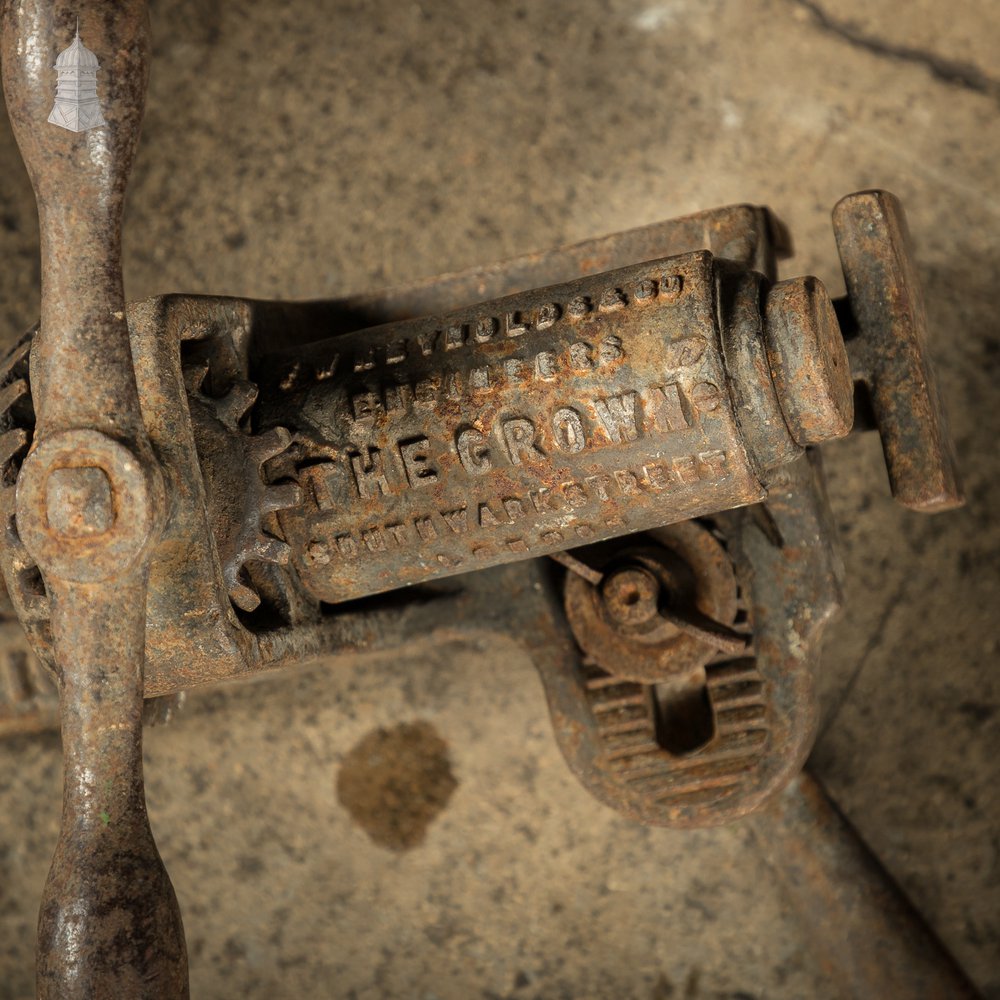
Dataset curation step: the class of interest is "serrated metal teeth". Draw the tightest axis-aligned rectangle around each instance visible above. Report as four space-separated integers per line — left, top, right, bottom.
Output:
260 482 302 516
226 575 262 614
226 422 300 613
249 426 292 463
251 536 291 564
183 359 211 397
213 380 258 430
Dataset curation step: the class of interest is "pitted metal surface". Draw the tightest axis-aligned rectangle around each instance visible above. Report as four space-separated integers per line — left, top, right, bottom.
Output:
562 520 745 686
1 2 187 994
0 1 969 993
260 252 851 604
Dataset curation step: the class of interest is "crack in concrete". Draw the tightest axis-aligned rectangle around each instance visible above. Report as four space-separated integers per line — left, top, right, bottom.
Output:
816 577 909 748
793 0 1000 105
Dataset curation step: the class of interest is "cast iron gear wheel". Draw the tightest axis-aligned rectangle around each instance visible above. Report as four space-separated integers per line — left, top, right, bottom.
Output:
184 361 302 613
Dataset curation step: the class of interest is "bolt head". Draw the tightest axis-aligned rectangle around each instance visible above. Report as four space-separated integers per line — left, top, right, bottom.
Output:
17 430 161 583
601 566 660 626
46 466 113 537
764 276 854 446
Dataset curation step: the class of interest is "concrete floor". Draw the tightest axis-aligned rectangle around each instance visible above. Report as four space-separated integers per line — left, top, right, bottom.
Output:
1 0 998 997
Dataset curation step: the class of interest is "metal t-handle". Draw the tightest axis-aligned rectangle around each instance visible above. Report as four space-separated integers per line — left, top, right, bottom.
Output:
0 2 188 995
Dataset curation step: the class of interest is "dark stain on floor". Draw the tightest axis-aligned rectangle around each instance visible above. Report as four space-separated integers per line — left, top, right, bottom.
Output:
336 720 457 851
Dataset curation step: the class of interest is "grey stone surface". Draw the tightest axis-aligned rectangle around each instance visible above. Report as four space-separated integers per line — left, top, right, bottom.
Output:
0 0 997 997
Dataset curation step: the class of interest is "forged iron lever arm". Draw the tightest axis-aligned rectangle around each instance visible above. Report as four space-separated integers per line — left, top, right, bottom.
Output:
833 191 963 512
1 1 188 996
751 771 981 999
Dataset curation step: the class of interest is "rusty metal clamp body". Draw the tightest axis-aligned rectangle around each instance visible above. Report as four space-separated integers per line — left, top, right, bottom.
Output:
0 0 967 996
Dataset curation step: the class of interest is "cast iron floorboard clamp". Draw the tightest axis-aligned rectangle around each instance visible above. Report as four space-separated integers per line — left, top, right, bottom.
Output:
0 1 966 996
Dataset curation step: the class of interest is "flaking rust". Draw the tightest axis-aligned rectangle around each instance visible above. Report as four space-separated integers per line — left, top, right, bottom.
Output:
0 0 967 986
1 1 188 995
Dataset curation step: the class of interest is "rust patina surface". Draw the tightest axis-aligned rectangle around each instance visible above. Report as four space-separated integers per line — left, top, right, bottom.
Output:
0 0 968 994
1 1 187 994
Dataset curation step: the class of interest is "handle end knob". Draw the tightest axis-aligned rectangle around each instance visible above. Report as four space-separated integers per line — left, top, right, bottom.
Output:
833 190 964 513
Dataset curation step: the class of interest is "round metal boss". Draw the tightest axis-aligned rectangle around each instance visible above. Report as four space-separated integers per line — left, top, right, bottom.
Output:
564 520 739 685
16 429 157 582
